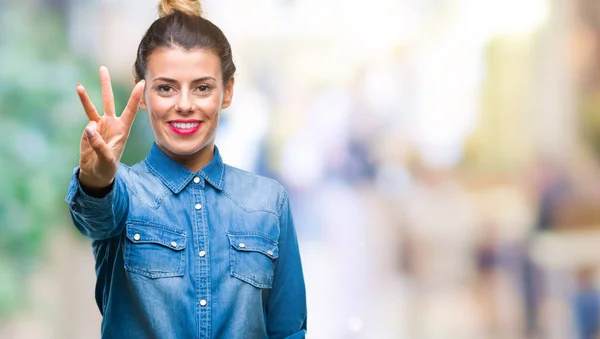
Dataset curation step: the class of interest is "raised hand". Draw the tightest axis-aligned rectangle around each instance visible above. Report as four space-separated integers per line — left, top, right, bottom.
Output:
77 66 145 189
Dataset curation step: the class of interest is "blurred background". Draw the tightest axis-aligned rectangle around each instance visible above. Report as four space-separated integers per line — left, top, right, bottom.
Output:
3 0 600 338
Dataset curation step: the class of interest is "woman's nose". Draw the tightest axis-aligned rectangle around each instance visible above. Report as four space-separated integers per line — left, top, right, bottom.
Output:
175 94 194 114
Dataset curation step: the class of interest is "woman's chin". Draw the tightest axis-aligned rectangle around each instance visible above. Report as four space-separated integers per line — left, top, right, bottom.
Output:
167 145 203 156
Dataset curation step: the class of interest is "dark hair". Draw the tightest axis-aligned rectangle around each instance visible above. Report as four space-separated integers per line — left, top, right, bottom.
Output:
133 2 235 84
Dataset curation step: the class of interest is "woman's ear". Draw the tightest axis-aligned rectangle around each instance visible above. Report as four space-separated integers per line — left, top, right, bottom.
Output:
221 77 235 109
137 81 148 110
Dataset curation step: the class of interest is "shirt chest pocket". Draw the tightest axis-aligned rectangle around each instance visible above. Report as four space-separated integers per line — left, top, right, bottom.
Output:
228 233 279 289
124 222 187 279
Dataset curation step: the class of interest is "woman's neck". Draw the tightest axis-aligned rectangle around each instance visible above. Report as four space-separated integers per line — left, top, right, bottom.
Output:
158 143 215 173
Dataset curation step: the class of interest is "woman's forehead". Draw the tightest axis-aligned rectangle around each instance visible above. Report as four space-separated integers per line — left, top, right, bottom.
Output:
147 46 221 80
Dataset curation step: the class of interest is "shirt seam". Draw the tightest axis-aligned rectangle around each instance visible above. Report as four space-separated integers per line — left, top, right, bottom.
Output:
220 188 280 218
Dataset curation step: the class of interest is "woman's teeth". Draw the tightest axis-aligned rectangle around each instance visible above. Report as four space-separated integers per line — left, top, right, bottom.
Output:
170 122 200 129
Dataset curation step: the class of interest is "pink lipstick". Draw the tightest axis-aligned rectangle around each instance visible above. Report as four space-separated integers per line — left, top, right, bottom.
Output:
168 120 202 135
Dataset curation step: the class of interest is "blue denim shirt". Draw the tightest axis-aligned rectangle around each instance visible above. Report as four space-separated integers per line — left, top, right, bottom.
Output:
65 144 307 339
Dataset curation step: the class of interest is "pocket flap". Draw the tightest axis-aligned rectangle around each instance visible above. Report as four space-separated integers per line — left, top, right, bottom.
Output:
126 222 186 251
228 234 279 259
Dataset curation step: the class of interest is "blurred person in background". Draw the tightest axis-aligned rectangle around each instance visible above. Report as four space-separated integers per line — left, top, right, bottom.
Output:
572 266 600 339
64 0 306 338
474 222 500 336
523 159 570 338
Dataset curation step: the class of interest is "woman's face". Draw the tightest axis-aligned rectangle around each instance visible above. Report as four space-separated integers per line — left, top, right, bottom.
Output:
140 46 234 169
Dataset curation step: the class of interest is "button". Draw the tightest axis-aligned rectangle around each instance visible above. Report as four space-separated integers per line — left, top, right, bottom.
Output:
193 177 200 184
171 241 178 248
267 250 274 256
133 233 141 241
239 243 246 248
195 204 202 210
200 300 207 306
199 250 206 257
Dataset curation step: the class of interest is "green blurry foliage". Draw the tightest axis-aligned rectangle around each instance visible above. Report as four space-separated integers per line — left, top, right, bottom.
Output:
580 90 600 159
0 4 151 319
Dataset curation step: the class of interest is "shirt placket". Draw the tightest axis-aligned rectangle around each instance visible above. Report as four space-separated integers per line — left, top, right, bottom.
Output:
192 175 211 338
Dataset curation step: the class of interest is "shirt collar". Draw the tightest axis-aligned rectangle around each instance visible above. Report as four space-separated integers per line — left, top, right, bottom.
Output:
144 143 225 194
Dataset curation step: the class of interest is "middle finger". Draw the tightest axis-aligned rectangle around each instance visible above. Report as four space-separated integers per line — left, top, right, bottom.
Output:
100 66 116 116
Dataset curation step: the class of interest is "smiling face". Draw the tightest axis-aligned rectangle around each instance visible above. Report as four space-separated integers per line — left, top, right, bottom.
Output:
140 46 234 171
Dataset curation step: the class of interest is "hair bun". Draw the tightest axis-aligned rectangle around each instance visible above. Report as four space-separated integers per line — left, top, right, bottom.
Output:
158 0 202 18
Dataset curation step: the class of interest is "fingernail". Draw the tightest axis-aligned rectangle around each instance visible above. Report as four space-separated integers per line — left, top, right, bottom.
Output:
77 82 81 87
85 128 95 138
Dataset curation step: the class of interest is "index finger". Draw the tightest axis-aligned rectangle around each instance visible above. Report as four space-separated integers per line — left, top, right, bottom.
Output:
120 80 146 127
77 84 101 122
100 66 116 116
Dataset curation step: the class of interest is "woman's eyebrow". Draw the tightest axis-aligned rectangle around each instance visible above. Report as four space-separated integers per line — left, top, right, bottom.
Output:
152 76 217 83
152 77 177 83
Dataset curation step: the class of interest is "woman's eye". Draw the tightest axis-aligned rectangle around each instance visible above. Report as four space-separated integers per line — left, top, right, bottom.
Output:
197 85 211 92
157 85 172 93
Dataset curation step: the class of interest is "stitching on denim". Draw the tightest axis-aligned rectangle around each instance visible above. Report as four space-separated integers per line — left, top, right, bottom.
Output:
198 188 212 331
123 229 186 278
143 159 169 187
231 272 272 289
217 159 225 188
228 232 276 288
126 220 186 235
205 161 225 189
144 159 196 194
125 266 184 278
228 234 279 258
129 166 171 209
277 186 288 219
193 187 203 334
222 165 282 215
227 232 279 245
229 247 275 288
173 172 196 193
233 247 279 259
220 189 279 216
201 166 223 190
126 237 186 250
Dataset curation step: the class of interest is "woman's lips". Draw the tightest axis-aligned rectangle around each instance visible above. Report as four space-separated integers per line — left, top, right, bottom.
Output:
168 121 202 135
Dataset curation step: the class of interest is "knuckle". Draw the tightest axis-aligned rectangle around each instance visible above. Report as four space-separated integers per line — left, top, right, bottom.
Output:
89 137 101 147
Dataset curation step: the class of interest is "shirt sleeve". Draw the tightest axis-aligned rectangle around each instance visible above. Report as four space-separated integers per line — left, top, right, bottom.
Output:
266 188 308 339
65 167 129 240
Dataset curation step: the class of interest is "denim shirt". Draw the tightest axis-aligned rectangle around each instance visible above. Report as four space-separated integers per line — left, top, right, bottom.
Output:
65 144 307 339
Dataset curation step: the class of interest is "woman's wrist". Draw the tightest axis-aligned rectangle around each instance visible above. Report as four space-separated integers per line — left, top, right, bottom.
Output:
77 169 115 198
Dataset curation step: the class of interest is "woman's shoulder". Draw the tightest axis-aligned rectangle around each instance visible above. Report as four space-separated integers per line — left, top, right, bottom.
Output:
116 161 152 180
223 164 282 186
221 164 288 216
116 160 167 193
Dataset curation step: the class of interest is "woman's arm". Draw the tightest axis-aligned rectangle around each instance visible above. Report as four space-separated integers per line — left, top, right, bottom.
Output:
65 167 129 240
65 66 144 240
266 189 308 339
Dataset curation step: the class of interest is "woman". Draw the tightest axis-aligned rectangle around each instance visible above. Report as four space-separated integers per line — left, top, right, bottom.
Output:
65 1 307 338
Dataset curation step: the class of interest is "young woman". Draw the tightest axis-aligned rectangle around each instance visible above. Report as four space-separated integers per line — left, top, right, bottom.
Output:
65 1 307 338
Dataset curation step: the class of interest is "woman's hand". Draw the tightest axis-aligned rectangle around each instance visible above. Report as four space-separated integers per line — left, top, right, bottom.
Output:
77 66 145 189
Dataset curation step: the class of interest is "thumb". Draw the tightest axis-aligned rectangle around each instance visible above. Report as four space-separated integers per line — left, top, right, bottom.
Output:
85 126 95 139
83 121 113 163
84 121 97 139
